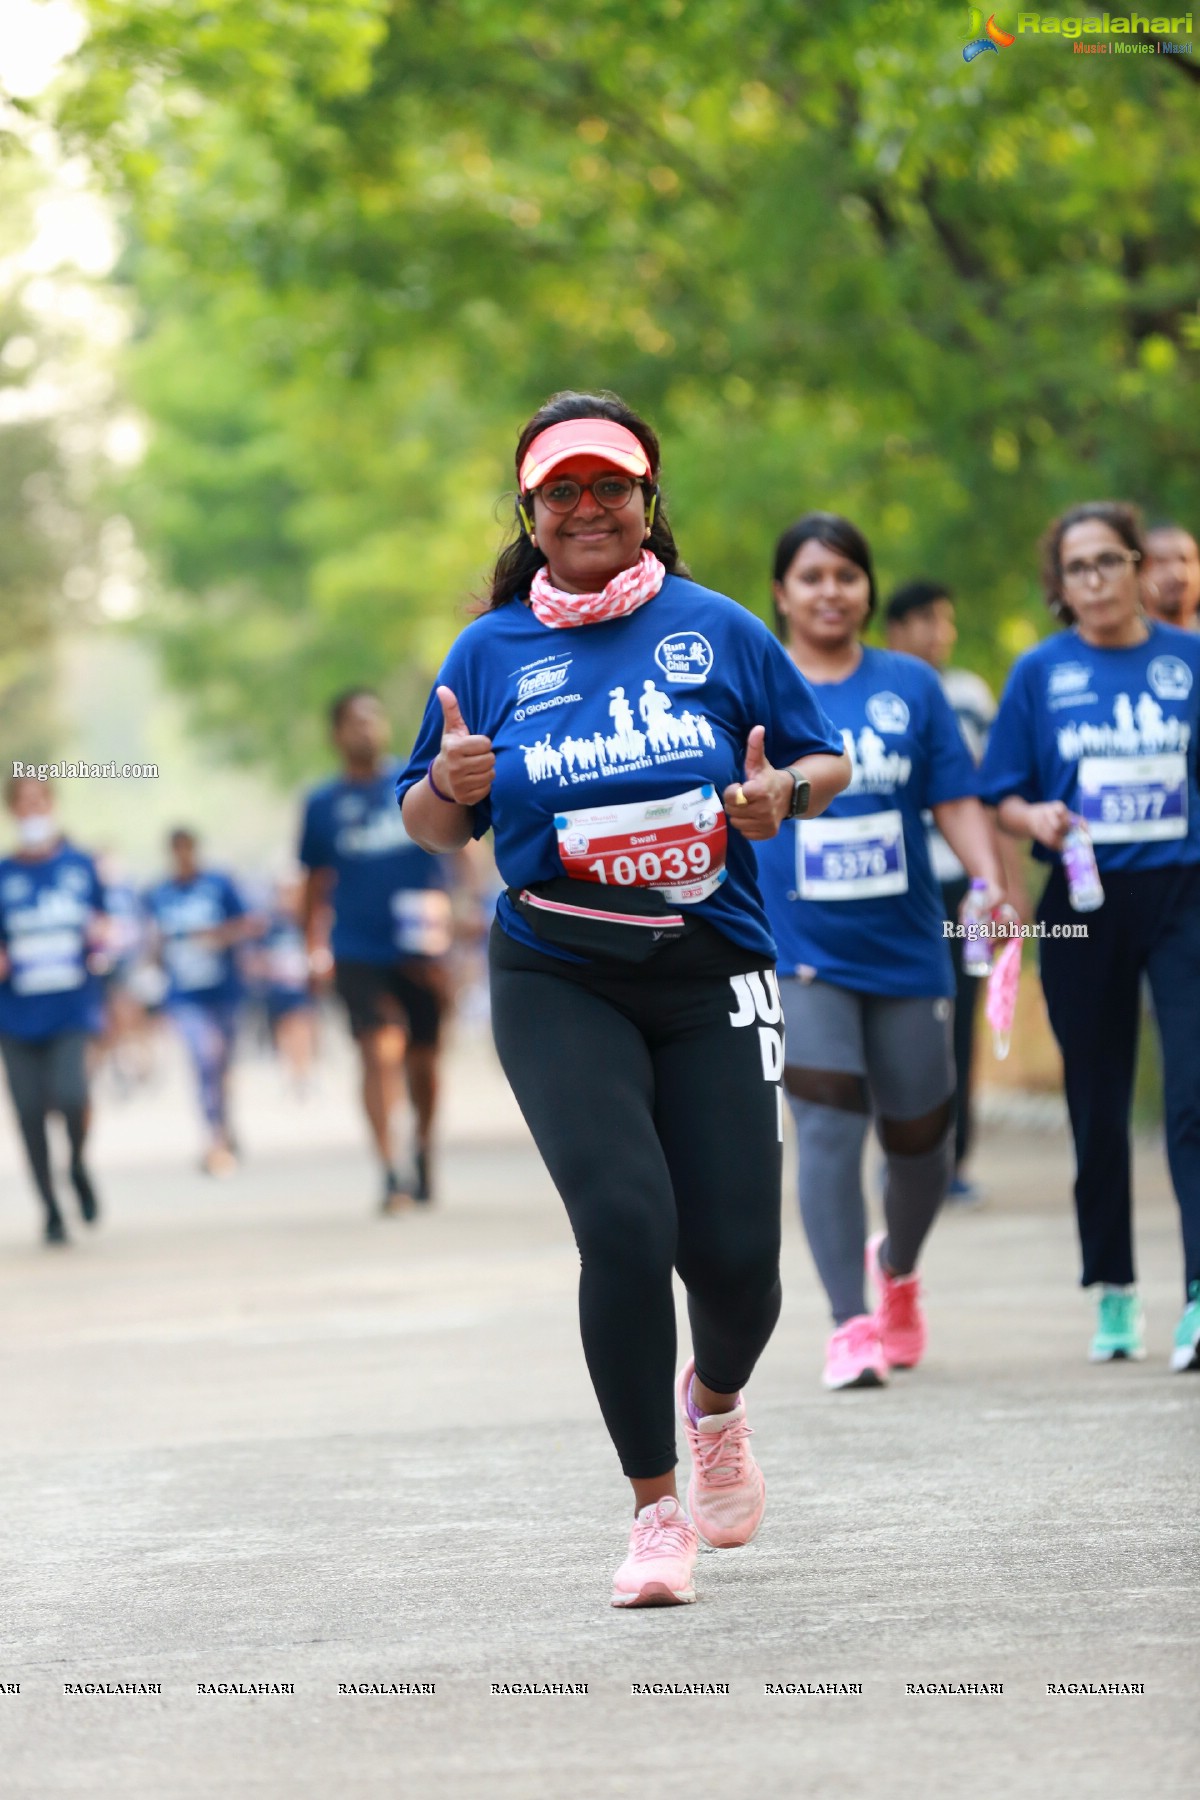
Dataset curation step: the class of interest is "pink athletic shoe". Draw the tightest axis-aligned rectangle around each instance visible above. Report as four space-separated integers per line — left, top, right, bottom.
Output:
611 1497 698 1608
822 1314 888 1390
867 1231 927 1370
675 1359 766 1548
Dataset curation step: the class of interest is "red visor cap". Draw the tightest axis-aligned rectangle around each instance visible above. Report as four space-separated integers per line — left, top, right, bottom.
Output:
519 419 652 492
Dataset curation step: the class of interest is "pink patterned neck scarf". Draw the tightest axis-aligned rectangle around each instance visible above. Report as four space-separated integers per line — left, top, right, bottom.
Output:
528 549 665 629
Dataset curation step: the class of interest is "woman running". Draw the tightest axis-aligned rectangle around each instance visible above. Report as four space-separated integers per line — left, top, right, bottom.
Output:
144 829 261 1176
980 501 1200 1372
755 515 1005 1390
399 392 849 1607
0 775 108 1244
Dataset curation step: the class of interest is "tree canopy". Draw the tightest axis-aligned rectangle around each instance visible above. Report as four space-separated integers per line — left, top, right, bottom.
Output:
54 1 1200 776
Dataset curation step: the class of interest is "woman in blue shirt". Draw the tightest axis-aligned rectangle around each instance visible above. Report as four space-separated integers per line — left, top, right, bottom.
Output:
0 775 108 1244
980 501 1200 1373
755 515 1005 1393
399 392 850 1609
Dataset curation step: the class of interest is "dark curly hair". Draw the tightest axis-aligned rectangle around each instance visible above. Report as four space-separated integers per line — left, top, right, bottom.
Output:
770 511 878 638
1040 501 1145 626
485 390 689 609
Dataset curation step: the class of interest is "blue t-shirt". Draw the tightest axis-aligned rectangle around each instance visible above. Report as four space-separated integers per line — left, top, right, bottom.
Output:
260 915 311 1002
395 574 845 963
978 624 1200 869
0 844 107 1041
299 763 451 966
143 870 247 1006
754 647 978 997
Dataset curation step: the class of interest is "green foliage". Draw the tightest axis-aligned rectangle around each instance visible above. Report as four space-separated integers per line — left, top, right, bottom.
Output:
54 1 1200 775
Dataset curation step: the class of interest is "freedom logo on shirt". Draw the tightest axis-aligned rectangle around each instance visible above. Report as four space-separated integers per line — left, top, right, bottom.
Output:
654 633 713 686
517 661 572 704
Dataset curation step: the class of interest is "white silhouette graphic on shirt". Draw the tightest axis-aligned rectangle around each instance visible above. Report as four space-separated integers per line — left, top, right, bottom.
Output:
842 726 912 795
1056 692 1191 763
520 679 716 784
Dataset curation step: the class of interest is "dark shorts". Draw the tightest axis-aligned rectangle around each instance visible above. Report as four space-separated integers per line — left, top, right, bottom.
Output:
333 959 447 1047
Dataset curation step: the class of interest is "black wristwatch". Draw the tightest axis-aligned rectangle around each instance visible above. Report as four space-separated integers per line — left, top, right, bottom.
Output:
786 769 811 819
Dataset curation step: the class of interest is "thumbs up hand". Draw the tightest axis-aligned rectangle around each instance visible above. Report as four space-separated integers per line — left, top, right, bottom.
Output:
430 686 495 805
723 726 791 841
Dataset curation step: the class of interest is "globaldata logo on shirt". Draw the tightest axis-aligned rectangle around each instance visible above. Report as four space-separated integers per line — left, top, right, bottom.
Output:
865 692 910 735
1148 655 1193 701
655 633 713 686
517 661 572 704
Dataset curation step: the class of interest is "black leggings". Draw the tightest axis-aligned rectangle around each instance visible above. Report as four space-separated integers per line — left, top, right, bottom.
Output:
489 923 785 1479
0 1030 89 1221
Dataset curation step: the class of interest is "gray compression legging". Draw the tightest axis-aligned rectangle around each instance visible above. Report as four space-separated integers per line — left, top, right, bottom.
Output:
780 977 955 1326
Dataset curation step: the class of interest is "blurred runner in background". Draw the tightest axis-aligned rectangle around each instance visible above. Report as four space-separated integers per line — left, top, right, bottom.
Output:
300 689 454 1213
252 868 318 1096
144 829 262 1177
0 775 108 1244
1142 521 1200 632
94 849 155 1096
885 579 1029 1204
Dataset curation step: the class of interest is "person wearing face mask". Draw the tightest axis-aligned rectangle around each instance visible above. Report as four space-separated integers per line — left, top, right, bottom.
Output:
398 392 850 1609
980 501 1200 1372
1142 521 1200 632
0 776 109 1245
754 515 1005 1392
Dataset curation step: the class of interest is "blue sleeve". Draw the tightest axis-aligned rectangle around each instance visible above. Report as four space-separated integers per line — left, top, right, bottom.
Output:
754 629 846 767
395 636 493 840
220 874 246 921
978 659 1041 807
922 672 980 806
85 858 107 914
298 792 330 870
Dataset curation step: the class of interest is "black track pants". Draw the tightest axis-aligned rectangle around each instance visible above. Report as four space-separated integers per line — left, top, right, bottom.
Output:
489 923 785 1479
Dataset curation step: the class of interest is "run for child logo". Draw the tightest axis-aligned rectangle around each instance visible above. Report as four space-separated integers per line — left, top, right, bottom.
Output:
654 634 714 686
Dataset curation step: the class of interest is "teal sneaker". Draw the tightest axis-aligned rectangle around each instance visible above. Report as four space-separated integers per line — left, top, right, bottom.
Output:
1088 1287 1146 1363
1169 1282 1200 1373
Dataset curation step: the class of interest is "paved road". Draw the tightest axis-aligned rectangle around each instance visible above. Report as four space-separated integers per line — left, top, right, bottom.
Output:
0 1029 1195 1798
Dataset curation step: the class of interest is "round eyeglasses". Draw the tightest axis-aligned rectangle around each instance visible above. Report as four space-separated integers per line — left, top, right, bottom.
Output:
1062 550 1141 586
532 474 640 515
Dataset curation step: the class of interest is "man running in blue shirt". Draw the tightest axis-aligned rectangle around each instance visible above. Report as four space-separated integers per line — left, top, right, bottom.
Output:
300 689 453 1212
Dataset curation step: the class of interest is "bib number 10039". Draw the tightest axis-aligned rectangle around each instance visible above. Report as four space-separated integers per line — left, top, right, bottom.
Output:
555 785 728 904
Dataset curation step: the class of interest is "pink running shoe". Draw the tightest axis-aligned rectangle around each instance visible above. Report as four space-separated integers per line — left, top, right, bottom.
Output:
866 1231 927 1370
822 1314 888 1390
675 1359 766 1548
611 1496 698 1608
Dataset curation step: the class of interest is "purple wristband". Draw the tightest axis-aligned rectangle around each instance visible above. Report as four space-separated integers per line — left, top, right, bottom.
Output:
427 759 454 804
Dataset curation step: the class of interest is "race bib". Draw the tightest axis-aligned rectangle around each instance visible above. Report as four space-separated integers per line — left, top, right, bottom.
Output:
9 929 86 996
1076 754 1188 843
555 784 727 905
391 888 454 957
797 810 908 900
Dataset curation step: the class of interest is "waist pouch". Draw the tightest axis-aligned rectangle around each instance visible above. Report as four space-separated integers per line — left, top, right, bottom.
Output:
508 879 690 964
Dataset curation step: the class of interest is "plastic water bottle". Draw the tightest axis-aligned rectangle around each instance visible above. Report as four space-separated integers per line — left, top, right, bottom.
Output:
1062 816 1104 912
961 878 993 977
